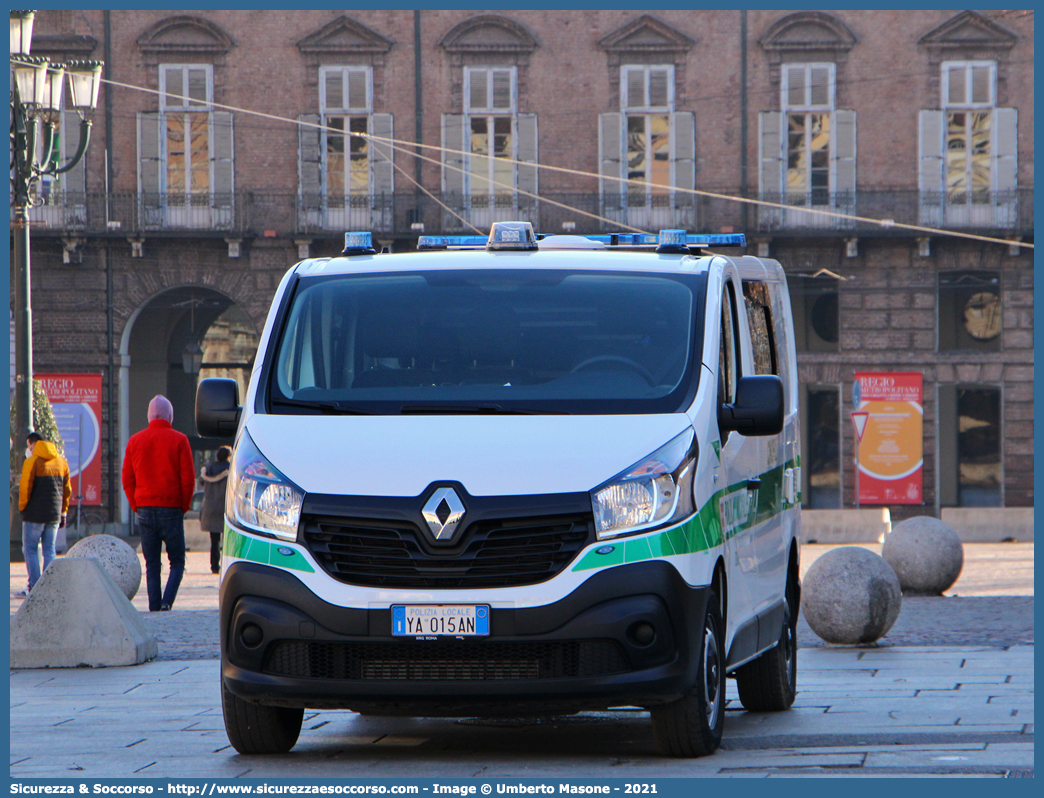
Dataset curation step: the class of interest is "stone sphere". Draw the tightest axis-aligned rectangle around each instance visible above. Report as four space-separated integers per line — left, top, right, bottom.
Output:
802 547 902 645
66 535 141 600
882 516 964 596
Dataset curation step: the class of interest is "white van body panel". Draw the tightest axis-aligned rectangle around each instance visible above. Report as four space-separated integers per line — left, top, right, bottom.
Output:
245 413 693 498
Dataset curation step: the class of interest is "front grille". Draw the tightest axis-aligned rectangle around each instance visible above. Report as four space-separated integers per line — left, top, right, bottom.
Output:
263 639 629 681
302 513 593 588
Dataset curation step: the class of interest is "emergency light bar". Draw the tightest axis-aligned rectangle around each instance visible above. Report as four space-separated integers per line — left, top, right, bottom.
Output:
411 224 747 253
342 231 377 255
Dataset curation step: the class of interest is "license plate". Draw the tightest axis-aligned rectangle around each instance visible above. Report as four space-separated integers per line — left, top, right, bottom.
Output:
391 605 489 637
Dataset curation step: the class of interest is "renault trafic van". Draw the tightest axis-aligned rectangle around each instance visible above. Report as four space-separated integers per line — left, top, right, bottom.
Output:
196 222 802 758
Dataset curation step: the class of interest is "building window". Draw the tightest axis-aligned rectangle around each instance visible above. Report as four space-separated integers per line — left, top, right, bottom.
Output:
465 66 516 198
160 65 214 197
137 64 234 229
938 383 1003 507
321 66 372 201
938 271 1001 352
919 61 1017 228
956 387 1002 507
298 66 393 232
758 63 855 228
804 386 841 509
598 65 694 230
622 65 673 203
789 274 840 352
943 61 995 206
441 66 537 230
783 63 834 206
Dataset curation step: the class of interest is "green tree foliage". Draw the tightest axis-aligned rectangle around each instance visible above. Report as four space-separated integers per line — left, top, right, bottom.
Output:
10 379 65 487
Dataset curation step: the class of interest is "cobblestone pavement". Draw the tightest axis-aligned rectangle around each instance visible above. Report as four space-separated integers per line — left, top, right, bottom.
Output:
10 544 1035 660
9 544 1034 777
9 645 1034 777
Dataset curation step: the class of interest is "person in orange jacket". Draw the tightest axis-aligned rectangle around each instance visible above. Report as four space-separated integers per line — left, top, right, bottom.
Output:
18 431 72 596
122 395 195 611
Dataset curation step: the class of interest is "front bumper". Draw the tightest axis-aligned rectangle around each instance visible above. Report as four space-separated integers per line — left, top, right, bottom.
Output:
220 560 709 715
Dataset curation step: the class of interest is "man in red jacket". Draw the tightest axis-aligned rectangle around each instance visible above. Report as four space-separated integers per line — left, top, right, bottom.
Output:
122 395 196 611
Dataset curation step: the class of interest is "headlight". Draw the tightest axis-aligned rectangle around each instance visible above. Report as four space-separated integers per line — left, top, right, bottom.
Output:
226 431 303 541
591 428 696 540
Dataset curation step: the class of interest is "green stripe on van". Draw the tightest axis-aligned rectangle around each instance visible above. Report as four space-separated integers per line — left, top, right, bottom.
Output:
223 526 315 573
572 457 799 573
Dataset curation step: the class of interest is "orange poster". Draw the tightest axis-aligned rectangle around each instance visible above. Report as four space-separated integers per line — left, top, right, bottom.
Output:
854 372 923 505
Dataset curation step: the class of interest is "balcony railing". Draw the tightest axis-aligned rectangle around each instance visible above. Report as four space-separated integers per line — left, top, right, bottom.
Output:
13 188 1034 240
755 189 1033 236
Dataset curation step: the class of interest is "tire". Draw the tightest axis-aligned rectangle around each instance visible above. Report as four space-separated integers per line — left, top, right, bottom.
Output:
734 594 797 713
650 590 726 757
222 681 304 755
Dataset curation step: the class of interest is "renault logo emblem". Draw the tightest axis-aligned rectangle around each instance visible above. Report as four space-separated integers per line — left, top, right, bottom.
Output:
422 487 466 541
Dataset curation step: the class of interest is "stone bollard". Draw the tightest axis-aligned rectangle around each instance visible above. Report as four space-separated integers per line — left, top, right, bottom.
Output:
802 546 902 645
882 516 964 596
66 534 142 600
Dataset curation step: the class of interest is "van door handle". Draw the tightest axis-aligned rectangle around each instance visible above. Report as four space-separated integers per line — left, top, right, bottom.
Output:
747 478 762 490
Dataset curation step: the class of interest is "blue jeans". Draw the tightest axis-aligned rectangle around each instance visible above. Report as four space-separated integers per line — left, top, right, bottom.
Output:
23 521 58 590
137 507 186 611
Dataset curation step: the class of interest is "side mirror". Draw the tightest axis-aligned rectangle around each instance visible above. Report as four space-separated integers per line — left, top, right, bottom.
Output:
719 375 784 437
196 378 241 439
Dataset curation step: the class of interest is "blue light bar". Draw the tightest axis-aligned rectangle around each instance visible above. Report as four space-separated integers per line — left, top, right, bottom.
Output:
687 233 747 247
417 235 488 250
414 230 747 252
342 231 376 255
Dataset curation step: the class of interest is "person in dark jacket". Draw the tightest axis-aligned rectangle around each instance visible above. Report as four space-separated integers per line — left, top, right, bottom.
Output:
199 445 232 574
122 395 195 611
18 432 72 595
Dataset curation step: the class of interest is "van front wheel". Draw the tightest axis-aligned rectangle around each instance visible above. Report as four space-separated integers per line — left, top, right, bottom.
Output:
650 590 725 757
222 681 304 754
734 598 797 712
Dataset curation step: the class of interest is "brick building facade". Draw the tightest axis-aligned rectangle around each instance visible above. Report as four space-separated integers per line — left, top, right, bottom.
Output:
13 9 1033 523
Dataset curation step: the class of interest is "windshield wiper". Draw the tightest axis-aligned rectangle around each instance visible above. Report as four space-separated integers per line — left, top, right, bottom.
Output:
271 398 374 415
399 404 568 415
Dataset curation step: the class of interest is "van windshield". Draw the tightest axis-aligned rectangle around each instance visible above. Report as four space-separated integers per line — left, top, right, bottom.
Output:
267 269 704 415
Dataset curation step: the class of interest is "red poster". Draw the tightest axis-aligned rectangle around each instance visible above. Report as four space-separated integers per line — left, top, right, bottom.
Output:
854 372 923 505
36 374 103 506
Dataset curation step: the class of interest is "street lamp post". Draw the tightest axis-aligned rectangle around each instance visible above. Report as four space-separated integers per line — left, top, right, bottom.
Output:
10 10 102 458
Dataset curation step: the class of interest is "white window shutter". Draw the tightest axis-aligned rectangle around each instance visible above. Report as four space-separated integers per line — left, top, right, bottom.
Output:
371 113 394 197
211 111 234 207
598 112 622 195
137 111 163 207
60 108 86 198
918 110 945 195
758 111 784 197
918 110 945 226
298 113 322 210
991 107 1018 194
669 111 695 193
831 109 856 196
442 113 466 196
516 113 539 198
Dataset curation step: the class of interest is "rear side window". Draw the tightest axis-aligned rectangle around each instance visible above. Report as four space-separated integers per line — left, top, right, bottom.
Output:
743 280 778 376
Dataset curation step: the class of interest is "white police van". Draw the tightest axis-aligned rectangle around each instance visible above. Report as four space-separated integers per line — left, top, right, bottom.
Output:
196 222 802 757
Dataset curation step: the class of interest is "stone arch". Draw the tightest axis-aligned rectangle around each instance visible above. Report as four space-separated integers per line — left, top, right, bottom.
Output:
117 282 259 522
